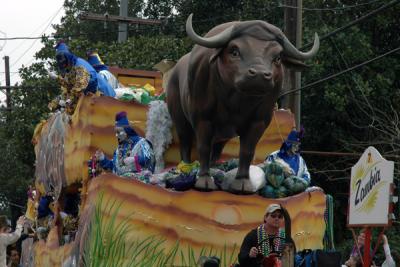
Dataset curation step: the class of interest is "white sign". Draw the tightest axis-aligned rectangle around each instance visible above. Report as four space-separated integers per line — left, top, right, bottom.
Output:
348 146 394 226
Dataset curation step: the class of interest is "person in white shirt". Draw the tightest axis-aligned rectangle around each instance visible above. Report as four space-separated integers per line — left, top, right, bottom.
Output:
381 235 396 267
0 215 24 267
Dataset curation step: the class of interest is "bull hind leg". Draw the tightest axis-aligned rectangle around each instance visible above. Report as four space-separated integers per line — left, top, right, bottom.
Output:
175 120 194 164
166 83 194 163
210 140 228 166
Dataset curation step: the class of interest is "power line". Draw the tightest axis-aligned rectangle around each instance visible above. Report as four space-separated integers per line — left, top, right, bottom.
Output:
0 0 397 85
7 46 399 93
302 150 400 159
10 6 63 70
6 5 64 57
322 20 377 121
279 46 400 98
2 0 398 45
0 6 64 85
302 0 400 49
279 0 385 11
0 85 59 90
0 9 282 41
0 30 6 51
79 12 162 25
0 36 43 41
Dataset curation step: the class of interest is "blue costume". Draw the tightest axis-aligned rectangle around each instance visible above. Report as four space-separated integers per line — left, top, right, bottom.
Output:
87 51 120 90
37 195 54 219
266 129 310 183
99 111 156 178
55 42 116 97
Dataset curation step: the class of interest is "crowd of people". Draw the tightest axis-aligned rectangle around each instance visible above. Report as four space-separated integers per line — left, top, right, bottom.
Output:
2 201 397 266
341 229 398 267
234 204 398 267
0 186 81 266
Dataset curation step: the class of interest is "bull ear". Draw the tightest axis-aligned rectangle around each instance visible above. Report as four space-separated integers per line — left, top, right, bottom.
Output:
281 56 310 71
209 48 223 63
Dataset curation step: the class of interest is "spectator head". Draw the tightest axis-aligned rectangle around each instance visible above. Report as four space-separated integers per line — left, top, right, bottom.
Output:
344 255 362 267
264 203 283 222
9 248 20 267
264 204 284 231
0 215 11 233
198 256 220 267
357 229 366 247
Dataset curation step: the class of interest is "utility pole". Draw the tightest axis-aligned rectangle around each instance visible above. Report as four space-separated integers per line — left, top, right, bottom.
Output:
282 0 302 130
78 11 161 43
118 0 128 43
4 56 11 110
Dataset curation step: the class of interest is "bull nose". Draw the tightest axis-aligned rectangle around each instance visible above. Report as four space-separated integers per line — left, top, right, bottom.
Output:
247 68 272 81
248 68 257 76
264 71 272 80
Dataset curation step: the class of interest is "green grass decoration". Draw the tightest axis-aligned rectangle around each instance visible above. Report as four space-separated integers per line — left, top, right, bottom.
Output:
83 193 239 266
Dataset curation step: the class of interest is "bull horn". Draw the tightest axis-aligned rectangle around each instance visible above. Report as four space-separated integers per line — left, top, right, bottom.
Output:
186 14 233 48
282 33 320 60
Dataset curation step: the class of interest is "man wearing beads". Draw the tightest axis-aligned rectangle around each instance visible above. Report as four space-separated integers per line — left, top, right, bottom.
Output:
238 204 286 267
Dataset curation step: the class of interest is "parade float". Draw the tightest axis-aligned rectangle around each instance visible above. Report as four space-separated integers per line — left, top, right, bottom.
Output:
27 95 332 267
22 15 334 267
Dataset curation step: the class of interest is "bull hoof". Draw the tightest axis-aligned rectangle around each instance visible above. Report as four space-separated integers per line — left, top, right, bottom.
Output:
195 175 218 191
229 178 253 194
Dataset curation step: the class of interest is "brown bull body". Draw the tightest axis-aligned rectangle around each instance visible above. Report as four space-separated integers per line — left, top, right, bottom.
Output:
166 15 319 192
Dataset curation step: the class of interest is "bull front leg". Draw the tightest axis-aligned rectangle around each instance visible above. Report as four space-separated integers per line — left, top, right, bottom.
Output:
230 121 267 193
195 120 218 190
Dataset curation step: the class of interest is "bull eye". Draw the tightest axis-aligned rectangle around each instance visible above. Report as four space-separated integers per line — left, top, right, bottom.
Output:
273 56 281 65
230 47 240 58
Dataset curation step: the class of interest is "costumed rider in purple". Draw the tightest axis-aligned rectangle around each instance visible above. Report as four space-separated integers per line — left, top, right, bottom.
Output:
96 111 156 181
87 51 120 90
51 41 116 98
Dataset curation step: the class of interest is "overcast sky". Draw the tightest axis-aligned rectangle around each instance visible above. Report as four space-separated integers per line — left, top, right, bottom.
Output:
0 0 65 104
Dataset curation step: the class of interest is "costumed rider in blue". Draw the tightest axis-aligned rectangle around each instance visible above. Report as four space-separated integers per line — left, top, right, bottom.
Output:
96 111 156 182
261 128 317 197
87 51 120 90
266 128 310 184
36 191 55 229
51 41 116 98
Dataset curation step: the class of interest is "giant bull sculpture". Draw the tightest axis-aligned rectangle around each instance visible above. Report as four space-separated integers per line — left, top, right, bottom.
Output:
166 14 319 192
